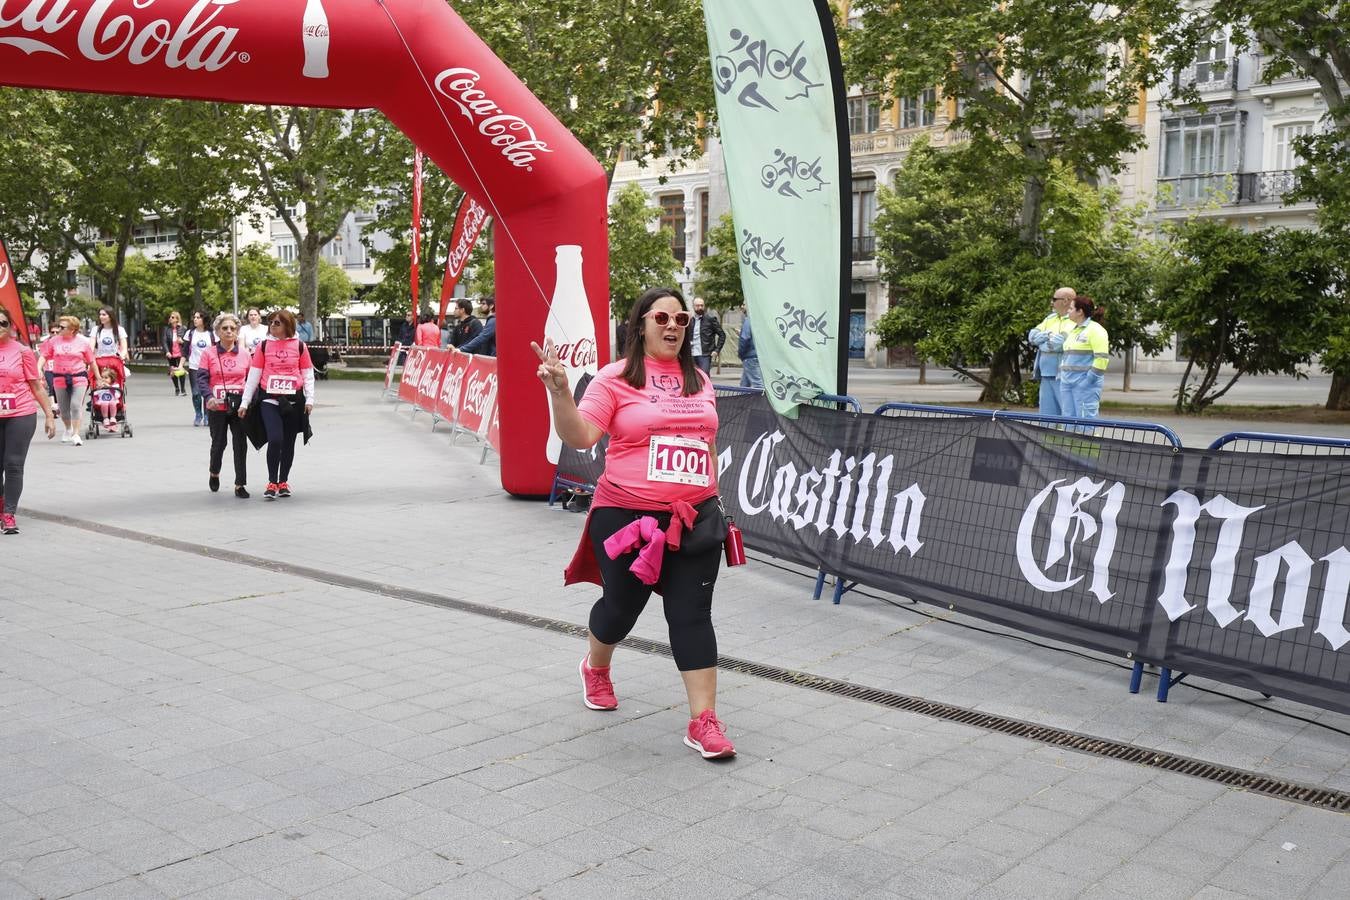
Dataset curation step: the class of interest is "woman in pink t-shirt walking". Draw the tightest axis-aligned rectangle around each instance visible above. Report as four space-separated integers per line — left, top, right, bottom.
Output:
237 309 314 501
38 316 100 446
0 313 57 534
535 287 735 760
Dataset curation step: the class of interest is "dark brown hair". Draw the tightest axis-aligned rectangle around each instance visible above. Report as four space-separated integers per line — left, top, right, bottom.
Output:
268 309 297 338
620 287 702 396
1072 295 1106 324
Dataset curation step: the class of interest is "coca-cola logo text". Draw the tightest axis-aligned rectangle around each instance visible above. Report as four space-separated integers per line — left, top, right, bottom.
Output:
463 369 497 419
439 360 467 407
446 200 488 279
417 360 443 397
0 0 247 72
402 349 426 385
433 67 553 171
553 338 596 369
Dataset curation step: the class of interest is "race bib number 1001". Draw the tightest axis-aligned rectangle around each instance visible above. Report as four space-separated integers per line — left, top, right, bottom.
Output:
647 435 711 487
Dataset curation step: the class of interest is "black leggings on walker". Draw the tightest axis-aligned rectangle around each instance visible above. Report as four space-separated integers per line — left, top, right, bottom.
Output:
260 399 301 484
207 409 247 486
587 505 721 671
0 414 37 515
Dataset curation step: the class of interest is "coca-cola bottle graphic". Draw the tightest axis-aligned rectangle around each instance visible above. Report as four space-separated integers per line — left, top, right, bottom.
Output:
302 0 330 79
545 244 599 464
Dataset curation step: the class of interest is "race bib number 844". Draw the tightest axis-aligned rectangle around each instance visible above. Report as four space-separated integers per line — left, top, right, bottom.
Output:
267 376 297 394
647 435 711 487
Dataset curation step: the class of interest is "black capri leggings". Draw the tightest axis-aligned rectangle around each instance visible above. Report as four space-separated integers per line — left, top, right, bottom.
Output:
260 398 302 484
587 505 722 671
0 414 37 515
207 408 248 486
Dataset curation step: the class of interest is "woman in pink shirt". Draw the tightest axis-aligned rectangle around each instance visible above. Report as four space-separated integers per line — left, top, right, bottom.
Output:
38 315 100 446
535 287 735 760
162 311 188 396
237 309 314 501
195 313 253 499
0 313 57 534
414 313 440 347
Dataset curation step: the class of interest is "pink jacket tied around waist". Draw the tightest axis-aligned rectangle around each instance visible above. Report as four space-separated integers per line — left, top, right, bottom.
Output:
601 500 698 585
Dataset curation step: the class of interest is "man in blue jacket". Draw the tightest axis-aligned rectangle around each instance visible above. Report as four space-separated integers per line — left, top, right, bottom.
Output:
459 296 496 356
738 312 762 389
1027 287 1075 416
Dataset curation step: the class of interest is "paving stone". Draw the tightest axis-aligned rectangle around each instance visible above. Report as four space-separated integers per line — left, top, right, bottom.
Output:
11 853 128 898
367 850 476 895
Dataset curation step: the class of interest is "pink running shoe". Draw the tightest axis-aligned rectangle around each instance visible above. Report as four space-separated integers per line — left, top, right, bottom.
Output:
684 709 735 759
1 513 16 535
579 655 617 710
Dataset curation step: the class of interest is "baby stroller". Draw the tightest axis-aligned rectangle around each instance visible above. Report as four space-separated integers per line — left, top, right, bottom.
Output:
86 366 134 439
309 345 331 380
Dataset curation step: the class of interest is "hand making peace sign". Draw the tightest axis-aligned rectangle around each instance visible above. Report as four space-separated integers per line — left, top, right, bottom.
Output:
531 339 569 395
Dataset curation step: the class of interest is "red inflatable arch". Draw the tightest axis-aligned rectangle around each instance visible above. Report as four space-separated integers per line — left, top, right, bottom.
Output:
0 0 609 495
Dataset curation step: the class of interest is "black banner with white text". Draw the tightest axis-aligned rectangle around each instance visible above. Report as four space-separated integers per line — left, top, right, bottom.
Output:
712 394 1350 715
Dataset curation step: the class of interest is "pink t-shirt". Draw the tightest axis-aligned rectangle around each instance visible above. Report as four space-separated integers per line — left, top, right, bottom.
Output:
0 340 39 417
251 337 312 395
42 334 95 377
578 357 718 510
415 322 440 346
200 344 250 398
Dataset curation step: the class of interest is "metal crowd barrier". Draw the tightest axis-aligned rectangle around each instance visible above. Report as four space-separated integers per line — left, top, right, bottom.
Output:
790 393 865 603
1135 430 1350 704
1207 431 1350 455
875 403 1184 449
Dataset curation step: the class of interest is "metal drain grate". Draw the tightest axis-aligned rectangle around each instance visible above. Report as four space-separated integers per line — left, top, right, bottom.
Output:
28 510 1350 815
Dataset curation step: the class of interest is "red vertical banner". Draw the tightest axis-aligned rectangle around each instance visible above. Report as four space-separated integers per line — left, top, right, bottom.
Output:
410 148 423 322
0 238 29 347
436 195 490 327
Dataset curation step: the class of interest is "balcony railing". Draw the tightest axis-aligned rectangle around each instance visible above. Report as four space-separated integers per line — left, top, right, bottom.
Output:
852 235 876 261
1173 57 1238 94
1253 57 1315 87
1155 170 1300 210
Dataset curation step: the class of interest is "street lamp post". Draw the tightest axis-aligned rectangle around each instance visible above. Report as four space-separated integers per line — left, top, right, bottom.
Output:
230 216 239 316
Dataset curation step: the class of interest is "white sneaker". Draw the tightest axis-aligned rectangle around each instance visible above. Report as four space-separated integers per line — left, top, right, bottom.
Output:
60 432 72 444
71 434 83 446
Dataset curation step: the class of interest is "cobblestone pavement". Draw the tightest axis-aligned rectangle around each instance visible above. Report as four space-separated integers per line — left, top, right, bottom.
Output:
3 378 1348 899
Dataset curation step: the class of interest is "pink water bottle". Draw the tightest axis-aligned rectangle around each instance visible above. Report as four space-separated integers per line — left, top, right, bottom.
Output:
724 519 746 567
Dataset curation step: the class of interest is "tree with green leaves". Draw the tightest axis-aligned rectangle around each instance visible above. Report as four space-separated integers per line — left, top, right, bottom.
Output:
236 106 390 328
607 183 680 321
204 244 299 317
845 0 1199 246
0 89 75 311
872 138 1166 402
465 237 495 302
315 259 355 322
457 0 715 181
45 93 166 325
1214 2 1350 407
693 214 743 313
1155 220 1340 413
148 101 253 309
361 131 465 320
